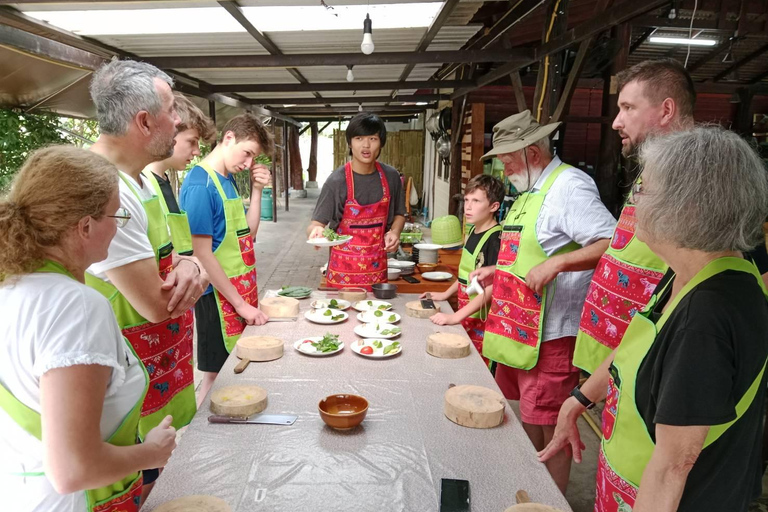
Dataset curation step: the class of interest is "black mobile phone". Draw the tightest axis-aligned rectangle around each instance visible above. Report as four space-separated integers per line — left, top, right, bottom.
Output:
440 478 470 512
402 275 420 284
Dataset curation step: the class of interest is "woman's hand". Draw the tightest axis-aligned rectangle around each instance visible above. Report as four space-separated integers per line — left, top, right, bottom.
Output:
537 396 587 463
143 415 177 469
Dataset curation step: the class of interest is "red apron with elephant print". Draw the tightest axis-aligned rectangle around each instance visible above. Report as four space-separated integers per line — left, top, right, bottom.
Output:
326 162 390 291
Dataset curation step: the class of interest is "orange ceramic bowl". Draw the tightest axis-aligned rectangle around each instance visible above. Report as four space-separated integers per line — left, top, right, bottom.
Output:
318 394 369 430
417 263 438 273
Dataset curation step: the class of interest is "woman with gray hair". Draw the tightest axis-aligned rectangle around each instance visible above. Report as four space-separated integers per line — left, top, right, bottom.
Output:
538 126 768 512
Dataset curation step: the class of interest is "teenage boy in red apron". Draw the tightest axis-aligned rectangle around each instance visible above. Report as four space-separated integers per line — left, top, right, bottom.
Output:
307 113 407 290
181 113 273 404
422 174 505 368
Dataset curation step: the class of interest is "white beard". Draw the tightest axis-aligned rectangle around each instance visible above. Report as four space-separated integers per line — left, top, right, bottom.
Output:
508 167 543 192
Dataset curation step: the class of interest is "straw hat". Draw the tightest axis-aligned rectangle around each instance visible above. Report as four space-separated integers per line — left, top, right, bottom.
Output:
482 110 561 160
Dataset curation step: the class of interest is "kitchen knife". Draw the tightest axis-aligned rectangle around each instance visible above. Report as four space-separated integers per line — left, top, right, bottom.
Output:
266 317 298 323
208 414 298 426
421 292 436 310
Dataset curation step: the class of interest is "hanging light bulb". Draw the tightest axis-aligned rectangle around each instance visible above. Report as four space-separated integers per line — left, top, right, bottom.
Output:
346 65 354 82
358 104 363 112
361 13 374 55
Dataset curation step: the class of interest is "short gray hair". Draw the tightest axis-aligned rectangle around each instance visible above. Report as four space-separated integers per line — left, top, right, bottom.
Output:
90 59 174 135
534 137 552 156
637 126 768 252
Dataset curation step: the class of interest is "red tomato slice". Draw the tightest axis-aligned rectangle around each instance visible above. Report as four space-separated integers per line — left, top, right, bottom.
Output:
360 346 374 355
302 340 314 344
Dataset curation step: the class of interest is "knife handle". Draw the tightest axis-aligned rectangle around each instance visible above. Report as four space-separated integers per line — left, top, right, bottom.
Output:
208 415 237 424
234 358 250 374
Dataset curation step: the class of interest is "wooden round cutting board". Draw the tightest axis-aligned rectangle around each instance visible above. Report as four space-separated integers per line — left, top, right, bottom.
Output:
260 296 300 318
427 332 470 359
153 495 230 512
444 385 505 428
405 300 441 318
210 385 267 417
234 336 284 374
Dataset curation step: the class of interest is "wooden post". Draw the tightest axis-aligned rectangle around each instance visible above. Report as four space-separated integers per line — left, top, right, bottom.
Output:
283 121 290 212
308 122 318 185
510 71 527 112
541 0 570 122
271 121 278 222
734 87 755 137
470 103 485 179
595 23 630 215
289 125 304 191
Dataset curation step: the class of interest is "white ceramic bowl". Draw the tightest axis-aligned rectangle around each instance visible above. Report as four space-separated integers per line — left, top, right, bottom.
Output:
387 268 401 280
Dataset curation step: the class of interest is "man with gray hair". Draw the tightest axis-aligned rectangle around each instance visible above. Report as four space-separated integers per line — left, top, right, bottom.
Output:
85 59 207 496
470 110 616 493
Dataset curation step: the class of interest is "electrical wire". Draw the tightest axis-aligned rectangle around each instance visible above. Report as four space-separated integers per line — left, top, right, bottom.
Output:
684 0 699 68
536 0 562 122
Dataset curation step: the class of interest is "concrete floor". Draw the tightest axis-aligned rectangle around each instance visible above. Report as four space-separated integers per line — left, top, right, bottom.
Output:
188 189 767 512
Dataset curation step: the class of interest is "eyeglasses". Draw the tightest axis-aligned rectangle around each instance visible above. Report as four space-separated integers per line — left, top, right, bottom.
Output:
108 207 131 227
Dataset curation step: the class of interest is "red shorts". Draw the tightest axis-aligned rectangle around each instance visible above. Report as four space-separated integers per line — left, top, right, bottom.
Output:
495 336 580 426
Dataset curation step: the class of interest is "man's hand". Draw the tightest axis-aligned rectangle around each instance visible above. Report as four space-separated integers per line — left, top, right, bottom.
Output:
308 225 325 251
468 265 496 288
383 231 400 252
525 258 562 296
235 302 268 326
537 396 587 464
250 164 271 191
162 258 205 318
430 312 460 326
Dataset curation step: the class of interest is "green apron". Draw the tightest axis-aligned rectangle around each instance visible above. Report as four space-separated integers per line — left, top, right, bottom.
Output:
573 198 667 373
596 257 768 511
200 163 259 353
483 164 580 370
457 224 502 364
86 172 196 439
142 170 194 256
1 260 149 512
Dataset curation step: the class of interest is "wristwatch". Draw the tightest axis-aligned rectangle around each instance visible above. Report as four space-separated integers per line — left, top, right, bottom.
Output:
569 386 595 410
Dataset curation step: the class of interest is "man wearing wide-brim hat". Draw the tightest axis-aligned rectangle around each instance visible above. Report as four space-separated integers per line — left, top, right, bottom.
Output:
470 110 616 492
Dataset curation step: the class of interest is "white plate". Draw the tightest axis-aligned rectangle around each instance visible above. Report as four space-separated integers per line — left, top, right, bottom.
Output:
422 271 454 282
354 322 402 339
353 300 393 312
306 236 352 247
293 337 344 356
414 243 442 251
310 298 351 311
387 259 416 269
356 311 401 324
351 339 402 358
304 308 349 324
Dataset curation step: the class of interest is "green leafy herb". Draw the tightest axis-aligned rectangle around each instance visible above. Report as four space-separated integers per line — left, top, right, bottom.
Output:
279 286 313 298
322 228 350 242
388 314 397 322
377 304 390 310
374 309 383 317
373 340 383 349
331 314 344 321
380 327 402 336
367 300 373 306
383 342 401 355
311 333 341 353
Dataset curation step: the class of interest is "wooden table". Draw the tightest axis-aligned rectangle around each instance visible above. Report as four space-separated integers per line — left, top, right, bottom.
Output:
143 294 572 512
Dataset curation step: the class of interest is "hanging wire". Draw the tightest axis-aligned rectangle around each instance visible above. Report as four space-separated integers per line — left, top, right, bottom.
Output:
684 0 699 68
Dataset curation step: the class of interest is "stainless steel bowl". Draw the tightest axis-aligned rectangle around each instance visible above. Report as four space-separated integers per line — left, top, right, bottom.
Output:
372 283 397 299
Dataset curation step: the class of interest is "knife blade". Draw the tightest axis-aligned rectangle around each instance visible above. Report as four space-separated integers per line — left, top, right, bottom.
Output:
208 414 298 426
266 317 298 323
421 292 436 310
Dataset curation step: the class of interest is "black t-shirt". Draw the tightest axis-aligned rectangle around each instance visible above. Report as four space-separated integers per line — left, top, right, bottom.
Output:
152 172 181 214
463 226 502 271
634 269 768 512
746 241 768 274
311 163 407 230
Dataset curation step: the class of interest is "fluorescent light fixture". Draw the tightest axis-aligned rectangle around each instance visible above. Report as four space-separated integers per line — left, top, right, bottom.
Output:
26 3 440 36
415 102 429 106
649 36 717 46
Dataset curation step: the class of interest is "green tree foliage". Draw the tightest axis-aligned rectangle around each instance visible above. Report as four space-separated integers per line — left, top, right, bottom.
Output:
0 109 99 190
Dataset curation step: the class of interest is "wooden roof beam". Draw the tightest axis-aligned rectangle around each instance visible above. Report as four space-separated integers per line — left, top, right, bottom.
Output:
148 49 534 69
252 94 447 106
211 80 473 93
398 0 462 82
712 41 768 81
